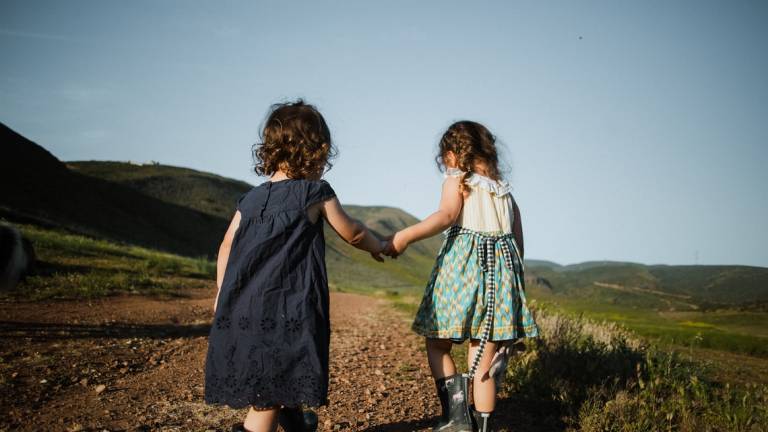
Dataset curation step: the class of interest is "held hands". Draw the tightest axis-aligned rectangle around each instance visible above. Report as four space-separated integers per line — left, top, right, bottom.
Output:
368 231 409 262
382 231 408 259
369 239 386 263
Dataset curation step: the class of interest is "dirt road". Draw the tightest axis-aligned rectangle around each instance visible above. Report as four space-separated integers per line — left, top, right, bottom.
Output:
1 288 449 431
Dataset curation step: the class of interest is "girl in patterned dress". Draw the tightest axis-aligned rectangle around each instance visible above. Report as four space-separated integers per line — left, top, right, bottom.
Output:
386 121 538 432
205 100 386 432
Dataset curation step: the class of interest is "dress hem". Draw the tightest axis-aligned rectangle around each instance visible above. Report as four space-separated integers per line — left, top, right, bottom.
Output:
411 323 539 341
203 396 329 410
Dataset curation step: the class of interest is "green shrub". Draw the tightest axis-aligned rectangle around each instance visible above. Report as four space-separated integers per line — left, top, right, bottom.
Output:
501 311 768 431
503 313 645 427
578 351 768 431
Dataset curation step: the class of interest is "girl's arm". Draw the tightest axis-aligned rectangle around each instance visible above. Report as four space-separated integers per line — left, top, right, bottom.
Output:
321 197 385 261
389 176 463 256
213 210 242 313
512 198 524 259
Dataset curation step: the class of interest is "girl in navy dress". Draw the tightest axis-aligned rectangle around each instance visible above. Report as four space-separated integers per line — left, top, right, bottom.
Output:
204 100 386 432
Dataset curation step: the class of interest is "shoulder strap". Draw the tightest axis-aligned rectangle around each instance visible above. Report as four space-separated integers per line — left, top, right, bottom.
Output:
444 167 465 178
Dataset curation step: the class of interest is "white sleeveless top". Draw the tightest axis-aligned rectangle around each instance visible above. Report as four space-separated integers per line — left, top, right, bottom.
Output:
445 167 515 234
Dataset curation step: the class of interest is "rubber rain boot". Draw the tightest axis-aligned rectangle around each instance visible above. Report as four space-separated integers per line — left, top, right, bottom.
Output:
432 374 473 432
433 376 451 427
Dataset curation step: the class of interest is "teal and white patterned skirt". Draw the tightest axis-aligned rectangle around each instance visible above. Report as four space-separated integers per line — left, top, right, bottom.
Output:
412 226 539 341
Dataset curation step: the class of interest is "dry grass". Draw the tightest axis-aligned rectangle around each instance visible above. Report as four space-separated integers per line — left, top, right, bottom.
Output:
501 310 768 431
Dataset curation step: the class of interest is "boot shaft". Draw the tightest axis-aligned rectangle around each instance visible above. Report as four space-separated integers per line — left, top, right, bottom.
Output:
432 374 473 432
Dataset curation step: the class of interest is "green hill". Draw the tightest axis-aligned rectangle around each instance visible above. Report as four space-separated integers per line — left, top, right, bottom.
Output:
525 260 768 356
4 122 766 302
324 205 443 291
647 265 768 304
5 121 768 358
67 162 443 292
67 161 253 220
0 123 227 258
2 124 439 292
525 259 563 270
527 260 768 309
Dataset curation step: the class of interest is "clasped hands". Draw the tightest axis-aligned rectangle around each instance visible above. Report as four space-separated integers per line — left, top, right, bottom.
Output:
369 231 408 262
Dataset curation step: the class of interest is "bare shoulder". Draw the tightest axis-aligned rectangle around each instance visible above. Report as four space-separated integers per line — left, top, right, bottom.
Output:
441 175 468 200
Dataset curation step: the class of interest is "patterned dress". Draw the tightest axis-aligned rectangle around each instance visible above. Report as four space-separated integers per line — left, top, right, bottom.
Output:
412 169 538 341
204 178 336 409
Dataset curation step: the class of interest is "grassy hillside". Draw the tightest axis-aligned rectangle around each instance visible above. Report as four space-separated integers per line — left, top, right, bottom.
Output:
327 205 442 292
526 261 768 357
64 149 768 305
647 265 768 304
3 222 214 300
65 159 442 292
2 124 439 292
528 261 768 307
67 161 252 220
6 122 768 359
530 288 768 357
0 123 228 258
7 123 766 301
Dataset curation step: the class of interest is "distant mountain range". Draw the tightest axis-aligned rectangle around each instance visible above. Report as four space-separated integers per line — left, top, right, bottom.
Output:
527 260 768 308
2 122 766 302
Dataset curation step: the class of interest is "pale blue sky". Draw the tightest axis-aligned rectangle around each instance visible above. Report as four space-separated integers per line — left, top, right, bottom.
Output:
2 1 767 266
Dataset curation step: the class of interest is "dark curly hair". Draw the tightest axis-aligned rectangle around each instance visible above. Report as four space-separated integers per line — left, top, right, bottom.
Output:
436 120 501 191
253 100 337 179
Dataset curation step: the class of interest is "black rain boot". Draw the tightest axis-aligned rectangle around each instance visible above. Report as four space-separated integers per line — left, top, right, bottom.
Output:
278 407 318 432
471 407 494 432
432 374 473 432
434 376 451 427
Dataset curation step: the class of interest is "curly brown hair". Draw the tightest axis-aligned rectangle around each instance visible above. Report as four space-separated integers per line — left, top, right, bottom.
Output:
252 100 337 179
436 121 501 191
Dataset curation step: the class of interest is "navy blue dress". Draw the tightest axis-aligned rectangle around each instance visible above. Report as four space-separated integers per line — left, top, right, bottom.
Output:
204 178 336 409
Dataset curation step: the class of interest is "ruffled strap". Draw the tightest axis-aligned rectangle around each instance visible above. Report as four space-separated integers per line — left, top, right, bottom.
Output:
465 174 512 197
443 168 511 197
443 167 464 178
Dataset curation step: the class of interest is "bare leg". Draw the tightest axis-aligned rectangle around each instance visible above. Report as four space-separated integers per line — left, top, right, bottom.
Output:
426 338 457 379
467 339 499 412
243 406 279 432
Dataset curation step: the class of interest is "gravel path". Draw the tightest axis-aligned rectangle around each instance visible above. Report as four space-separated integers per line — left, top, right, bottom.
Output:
1 290 448 431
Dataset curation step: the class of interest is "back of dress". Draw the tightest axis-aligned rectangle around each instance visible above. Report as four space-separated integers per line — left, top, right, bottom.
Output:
411 168 537 343
205 178 336 409
446 168 518 237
